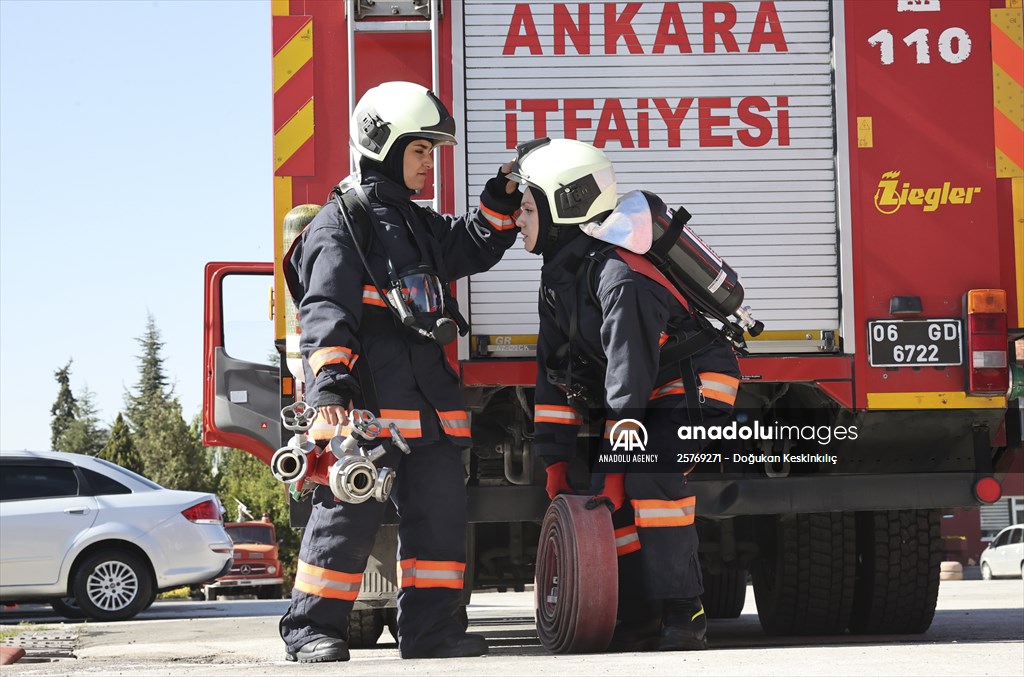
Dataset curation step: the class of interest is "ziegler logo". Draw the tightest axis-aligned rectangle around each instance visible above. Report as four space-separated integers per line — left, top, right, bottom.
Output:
873 171 982 215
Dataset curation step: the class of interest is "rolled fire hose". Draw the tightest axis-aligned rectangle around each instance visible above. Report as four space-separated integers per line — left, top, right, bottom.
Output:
534 495 618 653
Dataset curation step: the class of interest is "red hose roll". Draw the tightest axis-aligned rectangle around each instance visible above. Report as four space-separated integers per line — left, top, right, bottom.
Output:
534 495 618 653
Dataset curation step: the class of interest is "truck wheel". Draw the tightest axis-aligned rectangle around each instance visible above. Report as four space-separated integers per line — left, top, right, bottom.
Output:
702 564 747 619
383 604 465 641
257 585 282 600
204 587 218 602
751 513 855 635
385 608 399 641
72 549 153 622
347 608 385 648
849 510 940 634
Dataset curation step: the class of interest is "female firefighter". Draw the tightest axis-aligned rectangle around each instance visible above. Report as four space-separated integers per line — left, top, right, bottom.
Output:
280 81 521 662
511 138 741 652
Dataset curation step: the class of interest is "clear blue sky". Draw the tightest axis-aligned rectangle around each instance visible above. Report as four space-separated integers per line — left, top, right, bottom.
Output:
1 0 274 449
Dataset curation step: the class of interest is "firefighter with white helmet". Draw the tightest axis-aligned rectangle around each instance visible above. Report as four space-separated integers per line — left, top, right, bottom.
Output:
279 81 521 662
512 138 741 652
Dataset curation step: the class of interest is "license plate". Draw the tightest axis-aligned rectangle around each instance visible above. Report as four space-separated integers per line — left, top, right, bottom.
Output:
868 319 963 367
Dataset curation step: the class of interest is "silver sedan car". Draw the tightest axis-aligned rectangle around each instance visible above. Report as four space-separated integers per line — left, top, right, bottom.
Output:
0 450 233 621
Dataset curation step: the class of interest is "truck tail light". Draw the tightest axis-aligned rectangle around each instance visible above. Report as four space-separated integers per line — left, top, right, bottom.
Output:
973 476 1001 504
182 499 223 524
965 289 1009 395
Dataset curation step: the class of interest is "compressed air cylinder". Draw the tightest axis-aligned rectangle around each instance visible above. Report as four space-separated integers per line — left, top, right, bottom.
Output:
282 205 322 384
646 193 745 318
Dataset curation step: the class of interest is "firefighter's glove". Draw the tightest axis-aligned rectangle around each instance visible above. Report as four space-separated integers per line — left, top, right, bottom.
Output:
544 461 574 500
586 473 626 513
484 164 523 209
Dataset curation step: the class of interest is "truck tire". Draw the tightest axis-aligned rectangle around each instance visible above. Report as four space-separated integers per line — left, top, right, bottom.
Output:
702 564 747 619
751 512 855 636
347 608 385 648
383 604 466 642
204 587 218 602
72 549 153 622
257 584 282 600
386 608 398 641
849 510 939 634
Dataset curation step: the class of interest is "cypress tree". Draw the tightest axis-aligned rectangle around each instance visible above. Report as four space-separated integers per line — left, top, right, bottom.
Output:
125 313 172 437
58 388 108 456
101 413 143 474
50 360 77 449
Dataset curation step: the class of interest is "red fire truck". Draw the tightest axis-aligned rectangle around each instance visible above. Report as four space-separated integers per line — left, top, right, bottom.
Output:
203 0 1023 644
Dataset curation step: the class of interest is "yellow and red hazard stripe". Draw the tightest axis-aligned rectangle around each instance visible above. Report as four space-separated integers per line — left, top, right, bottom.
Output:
273 7 314 177
992 4 1023 178
272 1 315 341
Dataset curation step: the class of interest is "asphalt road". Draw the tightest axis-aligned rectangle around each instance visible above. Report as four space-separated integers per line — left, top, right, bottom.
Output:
2 578 1022 676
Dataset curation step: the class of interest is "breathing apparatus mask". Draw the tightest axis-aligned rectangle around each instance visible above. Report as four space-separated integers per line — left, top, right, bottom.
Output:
385 263 460 346
332 178 468 346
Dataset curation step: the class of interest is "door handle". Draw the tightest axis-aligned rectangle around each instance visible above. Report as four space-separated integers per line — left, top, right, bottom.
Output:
64 507 90 515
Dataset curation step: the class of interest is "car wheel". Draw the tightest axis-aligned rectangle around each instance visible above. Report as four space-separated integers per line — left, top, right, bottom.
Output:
981 562 993 580
50 596 86 619
1020 562 1023 580
72 550 152 622
142 590 157 611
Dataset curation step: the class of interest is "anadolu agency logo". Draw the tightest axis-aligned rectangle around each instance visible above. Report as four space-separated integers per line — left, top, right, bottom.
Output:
610 419 648 452
873 170 982 215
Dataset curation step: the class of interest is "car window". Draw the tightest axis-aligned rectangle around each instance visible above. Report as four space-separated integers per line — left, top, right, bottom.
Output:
993 530 1011 548
92 457 162 490
1010 528 1024 545
0 466 79 501
227 525 275 544
79 468 132 496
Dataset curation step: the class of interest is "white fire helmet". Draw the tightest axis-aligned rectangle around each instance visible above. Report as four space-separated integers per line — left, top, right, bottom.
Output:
507 138 618 225
350 81 457 161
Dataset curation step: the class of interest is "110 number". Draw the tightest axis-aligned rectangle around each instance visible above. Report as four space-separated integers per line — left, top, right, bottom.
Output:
868 27 972 65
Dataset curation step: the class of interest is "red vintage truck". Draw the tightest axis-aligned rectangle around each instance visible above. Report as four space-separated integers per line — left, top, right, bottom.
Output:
202 516 284 601
203 0 1023 645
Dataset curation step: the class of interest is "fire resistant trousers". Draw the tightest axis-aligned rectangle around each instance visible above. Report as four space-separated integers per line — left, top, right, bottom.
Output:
279 440 468 658
610 403 732 618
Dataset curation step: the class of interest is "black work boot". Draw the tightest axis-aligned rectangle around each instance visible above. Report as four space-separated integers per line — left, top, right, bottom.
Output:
284 636 350 663
412 632 488 659
608 614 662 652
659 597 708 651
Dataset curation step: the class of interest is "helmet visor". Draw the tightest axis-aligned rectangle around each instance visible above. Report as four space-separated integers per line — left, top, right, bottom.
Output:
506 137 552 185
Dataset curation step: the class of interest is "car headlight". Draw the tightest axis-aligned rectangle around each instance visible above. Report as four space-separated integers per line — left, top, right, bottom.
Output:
267 565 277 575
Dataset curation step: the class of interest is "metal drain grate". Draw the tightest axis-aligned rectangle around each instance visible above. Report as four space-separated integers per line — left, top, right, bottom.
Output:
1 630 78 659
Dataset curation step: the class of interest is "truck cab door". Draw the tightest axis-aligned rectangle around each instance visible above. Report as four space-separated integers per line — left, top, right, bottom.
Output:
203 262 281 464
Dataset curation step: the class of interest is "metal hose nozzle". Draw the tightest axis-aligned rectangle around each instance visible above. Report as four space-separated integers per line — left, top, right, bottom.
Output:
270 445 310 485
